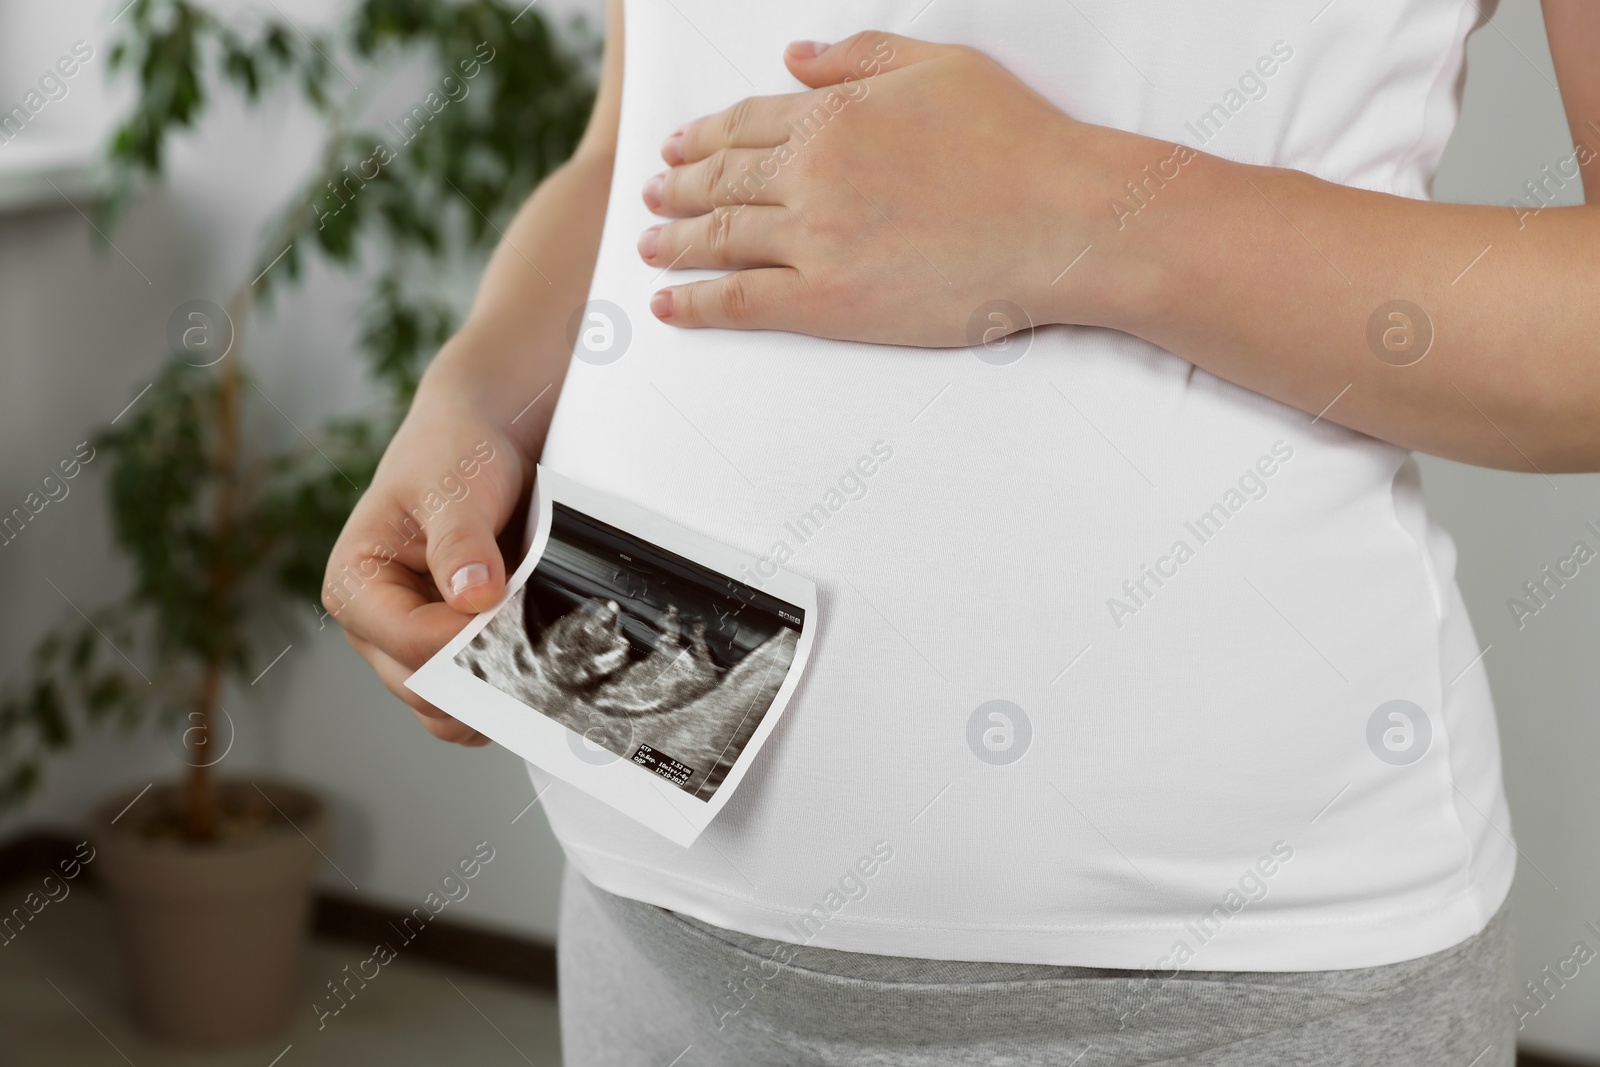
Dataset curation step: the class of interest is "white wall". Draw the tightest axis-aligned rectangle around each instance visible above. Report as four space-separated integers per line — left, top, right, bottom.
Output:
0 0 584 942
1 0 1597 1057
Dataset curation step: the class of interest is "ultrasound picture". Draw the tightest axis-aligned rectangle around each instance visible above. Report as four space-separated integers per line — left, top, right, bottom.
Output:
455 503 804 799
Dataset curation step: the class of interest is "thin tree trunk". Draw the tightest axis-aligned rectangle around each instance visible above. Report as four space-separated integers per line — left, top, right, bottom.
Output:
180 291 249 843
183 663 222 840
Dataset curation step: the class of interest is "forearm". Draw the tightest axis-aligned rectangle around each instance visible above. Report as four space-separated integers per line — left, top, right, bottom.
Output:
416 147 615 463
1093 139 1600 472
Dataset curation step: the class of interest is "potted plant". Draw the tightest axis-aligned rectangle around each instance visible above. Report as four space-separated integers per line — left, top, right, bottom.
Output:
0 0 592 1046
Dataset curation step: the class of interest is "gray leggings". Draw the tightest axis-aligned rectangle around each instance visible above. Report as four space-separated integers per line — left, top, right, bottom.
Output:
557 865 1515 1066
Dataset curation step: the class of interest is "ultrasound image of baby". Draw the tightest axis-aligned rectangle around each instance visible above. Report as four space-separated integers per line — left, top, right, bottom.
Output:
457 586 798 799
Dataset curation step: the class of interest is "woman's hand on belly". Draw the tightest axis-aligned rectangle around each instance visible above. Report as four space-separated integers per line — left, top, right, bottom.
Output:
639 23 1600 472
636 31 1144 345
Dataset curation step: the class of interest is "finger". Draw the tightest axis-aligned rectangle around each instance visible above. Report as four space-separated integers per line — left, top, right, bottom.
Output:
346 631 447 720
421 476 512 617
783 32 960 89
666 91 811 164
644 149 789 217
649 268 811 331
351 633 490 746
326 543 477 669
424 718 488 744
639 206 790 272
322 504 427 612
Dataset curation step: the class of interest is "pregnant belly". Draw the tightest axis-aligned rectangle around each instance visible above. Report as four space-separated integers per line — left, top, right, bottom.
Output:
540 320 1433 745
535 322 1484 936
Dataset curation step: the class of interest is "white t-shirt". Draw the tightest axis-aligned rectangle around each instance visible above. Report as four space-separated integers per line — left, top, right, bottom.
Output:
530 0 1515 970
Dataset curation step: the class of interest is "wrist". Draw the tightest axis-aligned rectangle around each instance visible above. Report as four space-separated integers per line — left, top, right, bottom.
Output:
1032 122 1203 336
413 337 539 467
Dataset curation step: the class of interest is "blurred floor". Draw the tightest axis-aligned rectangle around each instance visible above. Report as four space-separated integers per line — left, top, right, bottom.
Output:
0 877 563 1066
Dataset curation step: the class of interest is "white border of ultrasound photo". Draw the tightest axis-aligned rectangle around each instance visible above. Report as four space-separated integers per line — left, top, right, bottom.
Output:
405 466 818 847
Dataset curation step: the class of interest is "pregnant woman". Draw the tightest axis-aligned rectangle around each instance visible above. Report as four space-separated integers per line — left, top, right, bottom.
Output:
325 1 1600 1063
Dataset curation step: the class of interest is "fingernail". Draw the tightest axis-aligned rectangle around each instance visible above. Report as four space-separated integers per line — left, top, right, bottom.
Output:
642 172 665 211
787 40 830 59
637 225 661 260
449 563 489 597
661 132 685 165
650 289 674 320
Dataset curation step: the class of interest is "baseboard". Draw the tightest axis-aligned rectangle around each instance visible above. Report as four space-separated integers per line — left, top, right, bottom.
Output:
0 830 557 994
311 892 556 992
1520 1052 1600 1067
0 830 91 886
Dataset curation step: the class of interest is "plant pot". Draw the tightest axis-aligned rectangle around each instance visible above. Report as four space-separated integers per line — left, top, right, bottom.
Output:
92 779 328 1047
